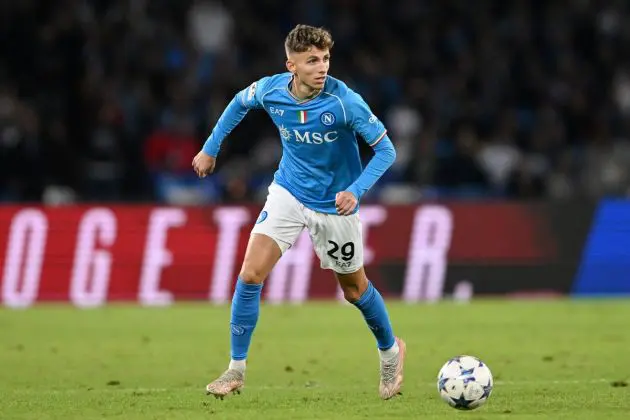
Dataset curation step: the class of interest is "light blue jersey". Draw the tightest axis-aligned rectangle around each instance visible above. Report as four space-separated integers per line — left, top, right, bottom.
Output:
203 73 396 214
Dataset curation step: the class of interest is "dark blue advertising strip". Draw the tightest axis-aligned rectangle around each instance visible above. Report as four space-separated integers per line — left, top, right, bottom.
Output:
572 199 630 296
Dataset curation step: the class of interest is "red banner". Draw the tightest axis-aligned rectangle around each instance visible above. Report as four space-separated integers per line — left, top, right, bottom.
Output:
0 204 560 308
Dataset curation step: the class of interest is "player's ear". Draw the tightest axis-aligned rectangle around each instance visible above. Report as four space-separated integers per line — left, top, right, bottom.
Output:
286 59 295 74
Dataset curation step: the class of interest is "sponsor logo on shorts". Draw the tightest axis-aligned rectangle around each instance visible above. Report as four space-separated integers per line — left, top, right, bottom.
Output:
335 261 352 269
256 210 268 224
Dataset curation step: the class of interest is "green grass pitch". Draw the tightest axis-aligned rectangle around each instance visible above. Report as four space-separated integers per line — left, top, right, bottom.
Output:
1 300 629 419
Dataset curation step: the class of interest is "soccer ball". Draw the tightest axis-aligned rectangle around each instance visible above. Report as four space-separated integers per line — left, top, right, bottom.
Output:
437 355 493 410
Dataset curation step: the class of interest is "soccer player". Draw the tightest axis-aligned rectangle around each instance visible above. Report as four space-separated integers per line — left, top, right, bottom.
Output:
192 24 405 400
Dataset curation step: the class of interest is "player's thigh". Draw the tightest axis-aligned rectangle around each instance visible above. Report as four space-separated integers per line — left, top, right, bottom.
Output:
245 183 305 282
307 211 364 275
239 233 283 284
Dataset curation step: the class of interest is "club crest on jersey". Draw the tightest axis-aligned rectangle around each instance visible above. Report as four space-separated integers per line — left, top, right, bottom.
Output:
320 112 336 126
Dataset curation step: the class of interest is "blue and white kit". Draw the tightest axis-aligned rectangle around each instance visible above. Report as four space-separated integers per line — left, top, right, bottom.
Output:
203 73 396 272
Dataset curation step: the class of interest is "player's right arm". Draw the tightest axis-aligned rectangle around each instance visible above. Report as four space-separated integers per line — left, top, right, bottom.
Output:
193 78 269 177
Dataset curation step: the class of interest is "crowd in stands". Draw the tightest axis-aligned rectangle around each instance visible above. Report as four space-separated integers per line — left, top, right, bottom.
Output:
2 0 630 204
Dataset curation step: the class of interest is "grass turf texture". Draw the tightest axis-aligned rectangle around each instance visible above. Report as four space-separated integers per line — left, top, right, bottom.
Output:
1 300 629 419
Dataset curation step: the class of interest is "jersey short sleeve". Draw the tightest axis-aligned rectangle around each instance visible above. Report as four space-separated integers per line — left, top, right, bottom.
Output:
237 77 271 110
346 90 388 146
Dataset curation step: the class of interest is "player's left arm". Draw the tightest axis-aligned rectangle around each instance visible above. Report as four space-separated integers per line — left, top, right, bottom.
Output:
336 91 396 215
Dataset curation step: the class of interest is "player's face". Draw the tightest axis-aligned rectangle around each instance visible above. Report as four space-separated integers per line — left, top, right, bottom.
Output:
287 47 330 90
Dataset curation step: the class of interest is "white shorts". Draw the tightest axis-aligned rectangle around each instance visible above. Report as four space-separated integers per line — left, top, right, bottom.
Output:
251 182 364 274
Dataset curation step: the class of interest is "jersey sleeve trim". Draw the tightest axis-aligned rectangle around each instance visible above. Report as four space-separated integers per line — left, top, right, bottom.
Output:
368 130 388 147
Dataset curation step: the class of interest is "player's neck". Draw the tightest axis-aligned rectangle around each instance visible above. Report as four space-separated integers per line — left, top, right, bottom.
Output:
291 79 320 101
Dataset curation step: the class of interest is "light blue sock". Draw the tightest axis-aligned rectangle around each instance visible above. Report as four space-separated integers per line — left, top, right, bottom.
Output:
353 281 396 350
230 277 262 361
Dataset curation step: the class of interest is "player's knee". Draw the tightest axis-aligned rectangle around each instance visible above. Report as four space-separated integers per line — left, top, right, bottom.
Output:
239 267 266 284
336 268 368 303
341 284 363 303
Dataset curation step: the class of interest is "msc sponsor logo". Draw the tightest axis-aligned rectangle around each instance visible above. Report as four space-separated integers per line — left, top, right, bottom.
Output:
278 125 338 144
279 125 291 140
294 130 338 144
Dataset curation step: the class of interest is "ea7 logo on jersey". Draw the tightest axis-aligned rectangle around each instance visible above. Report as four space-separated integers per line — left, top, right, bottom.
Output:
270 106 284 116
320 112 336 126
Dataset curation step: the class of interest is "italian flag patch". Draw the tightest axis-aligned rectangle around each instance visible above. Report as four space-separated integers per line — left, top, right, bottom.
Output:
298 110 307 123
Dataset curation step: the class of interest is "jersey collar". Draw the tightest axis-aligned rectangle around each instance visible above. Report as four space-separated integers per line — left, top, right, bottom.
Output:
286 74 325 105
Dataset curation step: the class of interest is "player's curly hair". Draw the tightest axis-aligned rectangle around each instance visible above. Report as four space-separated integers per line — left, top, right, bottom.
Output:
285 24 334 54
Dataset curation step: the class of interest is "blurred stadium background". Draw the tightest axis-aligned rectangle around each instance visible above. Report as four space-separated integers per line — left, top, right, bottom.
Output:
2 2 630 419
0 0 629 306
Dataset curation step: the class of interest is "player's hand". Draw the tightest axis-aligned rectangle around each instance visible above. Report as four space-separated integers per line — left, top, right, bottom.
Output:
192 151 216 178
335 191 358 216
